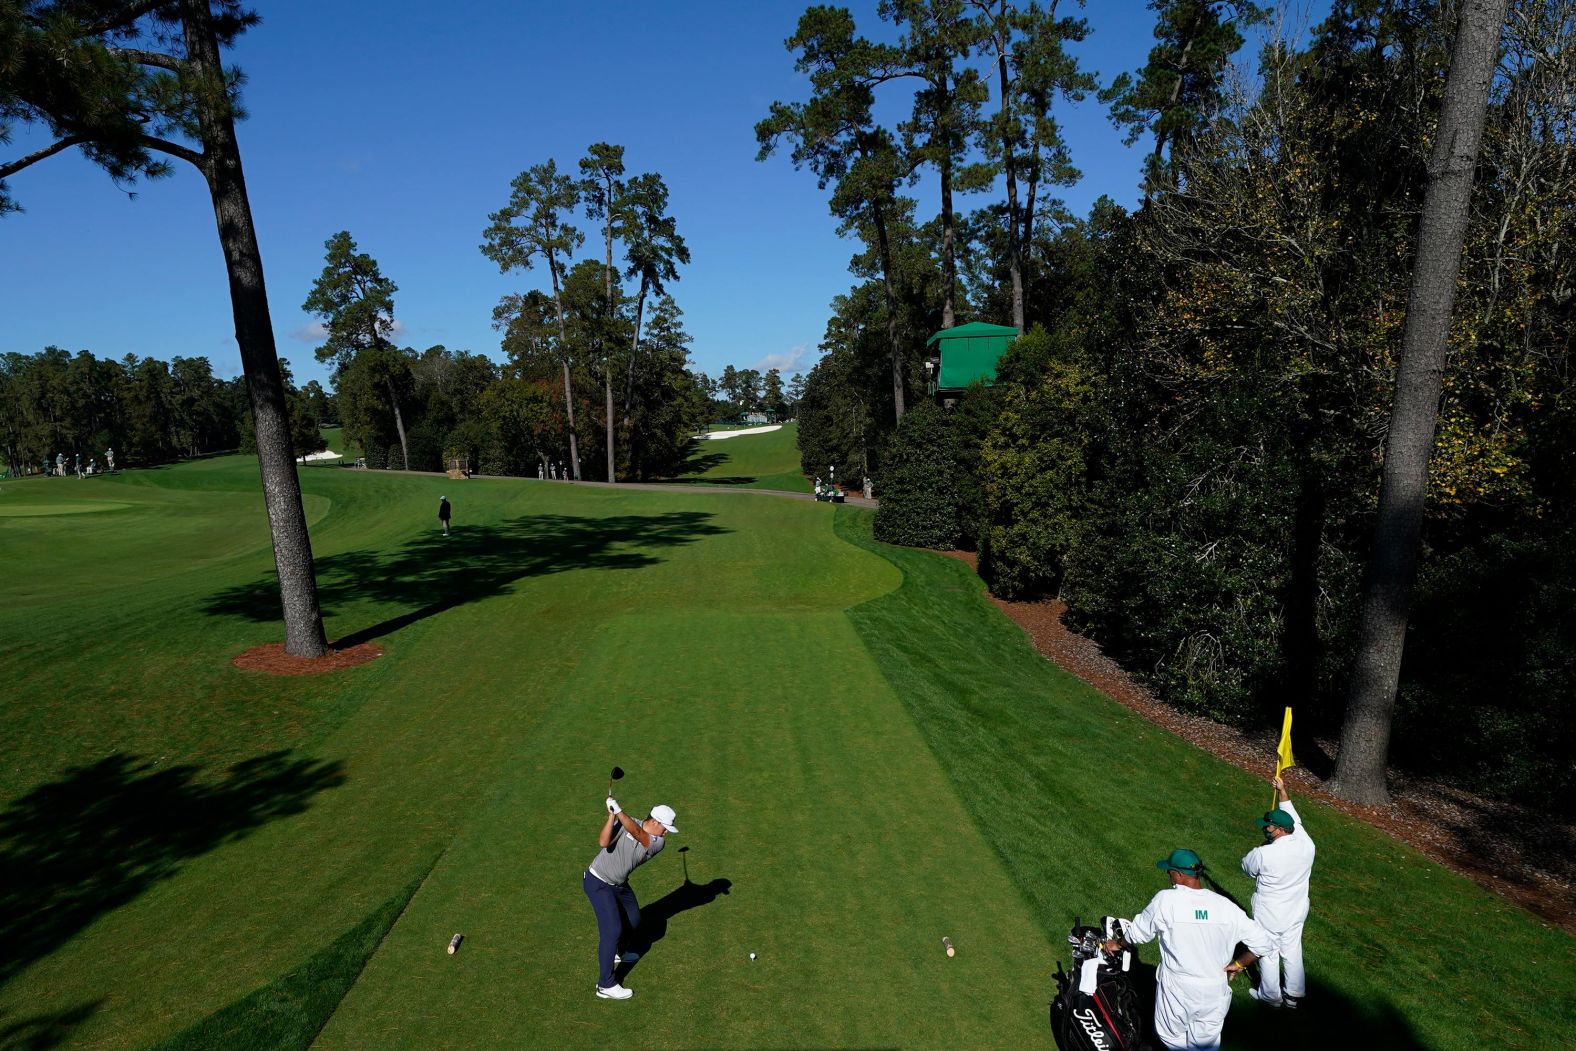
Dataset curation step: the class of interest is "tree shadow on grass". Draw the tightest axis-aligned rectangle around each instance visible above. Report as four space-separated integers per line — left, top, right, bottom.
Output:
670 449 730 478
203 511 726 646
0 1000 101 1051
683 476 761 487
0 752 345 989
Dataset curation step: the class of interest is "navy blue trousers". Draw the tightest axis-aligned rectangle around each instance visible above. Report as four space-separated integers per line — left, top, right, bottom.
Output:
583 871 641 988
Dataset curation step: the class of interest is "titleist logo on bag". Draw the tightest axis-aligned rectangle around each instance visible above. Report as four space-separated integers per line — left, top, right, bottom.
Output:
1072 1008 1113 1051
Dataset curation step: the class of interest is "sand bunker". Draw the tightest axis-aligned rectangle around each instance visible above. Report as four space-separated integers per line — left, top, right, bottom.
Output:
697 425 783 441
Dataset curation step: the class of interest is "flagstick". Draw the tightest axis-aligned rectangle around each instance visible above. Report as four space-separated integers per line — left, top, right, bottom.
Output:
1273 707 1295 810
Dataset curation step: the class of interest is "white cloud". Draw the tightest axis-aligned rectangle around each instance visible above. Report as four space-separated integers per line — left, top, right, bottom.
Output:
752 345 807 373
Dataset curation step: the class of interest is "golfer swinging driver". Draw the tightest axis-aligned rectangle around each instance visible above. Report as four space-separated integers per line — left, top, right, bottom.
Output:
583 790 679 1000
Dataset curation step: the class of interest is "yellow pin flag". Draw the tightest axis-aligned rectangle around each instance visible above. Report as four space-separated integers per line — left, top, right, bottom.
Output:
1273 707 1295 808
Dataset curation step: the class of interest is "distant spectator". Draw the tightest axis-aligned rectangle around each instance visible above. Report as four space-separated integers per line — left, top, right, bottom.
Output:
438 496 452 536
106 447 115 472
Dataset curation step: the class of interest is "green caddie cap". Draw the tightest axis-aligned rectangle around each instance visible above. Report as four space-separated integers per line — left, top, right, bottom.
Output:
1155 848 1206 874
1258 809 1295 831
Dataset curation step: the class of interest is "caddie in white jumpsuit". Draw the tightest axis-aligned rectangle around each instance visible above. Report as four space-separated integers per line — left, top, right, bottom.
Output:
1105 848 1274 1051
1241 773 1316 1007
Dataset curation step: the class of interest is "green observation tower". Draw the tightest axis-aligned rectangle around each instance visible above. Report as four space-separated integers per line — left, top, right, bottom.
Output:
924 321 1018 406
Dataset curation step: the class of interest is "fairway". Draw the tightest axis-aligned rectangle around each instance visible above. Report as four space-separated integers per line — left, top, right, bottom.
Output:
0 501 130 516
0 462 1569 1050
666 421 812 492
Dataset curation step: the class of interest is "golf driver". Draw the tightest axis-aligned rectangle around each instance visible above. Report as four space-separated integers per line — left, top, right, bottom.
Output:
608 765 624 800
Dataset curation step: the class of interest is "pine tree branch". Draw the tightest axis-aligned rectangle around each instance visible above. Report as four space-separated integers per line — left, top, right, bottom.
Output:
0 136 88 180
139 134 203 167
81 0 173 37
107 47 187 72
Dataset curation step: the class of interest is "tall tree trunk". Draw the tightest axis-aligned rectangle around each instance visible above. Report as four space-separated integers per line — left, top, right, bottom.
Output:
182 0 326 657
384 373 409 470
604 367 616 482
939 76 957 330
548 260 581 480
996 7 1024 334
872 203 907 421
1144 30 1196 201
603 187 618 483
622 282 648 427
1023 145 1038 286
1329 0 1508 806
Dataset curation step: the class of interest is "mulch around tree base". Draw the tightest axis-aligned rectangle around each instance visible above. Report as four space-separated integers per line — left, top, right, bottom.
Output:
232 641 385 676
937 549 1575 935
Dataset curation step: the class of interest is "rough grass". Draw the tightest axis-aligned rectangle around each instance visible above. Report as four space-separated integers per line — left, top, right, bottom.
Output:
834 506 1574 1051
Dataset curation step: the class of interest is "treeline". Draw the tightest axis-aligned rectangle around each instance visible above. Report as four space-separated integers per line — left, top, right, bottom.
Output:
304 144 709 480
773 1 1575 803
0 347 329 472
695 365 805 422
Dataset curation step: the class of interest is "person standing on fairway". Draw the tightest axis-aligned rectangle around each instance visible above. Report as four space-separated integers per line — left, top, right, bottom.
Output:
437 495 451 536
1105 849 1274 1051
584 799 679 1000
1241 774 1316 1008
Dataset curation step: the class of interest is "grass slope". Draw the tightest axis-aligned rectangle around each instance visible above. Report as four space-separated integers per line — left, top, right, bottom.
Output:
834 507 1573 1051
666 422 811 492
0 465 1567 1050
0 460 1047 1049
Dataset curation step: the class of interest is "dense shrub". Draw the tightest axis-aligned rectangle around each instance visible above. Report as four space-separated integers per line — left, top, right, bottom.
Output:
872 404 964 549
405 421 444 472
1395 533 1576 801
977 327 1091 599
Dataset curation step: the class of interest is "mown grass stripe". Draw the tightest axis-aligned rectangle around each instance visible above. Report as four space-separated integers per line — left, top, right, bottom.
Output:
832 505 1571 1051
151 862 433 1051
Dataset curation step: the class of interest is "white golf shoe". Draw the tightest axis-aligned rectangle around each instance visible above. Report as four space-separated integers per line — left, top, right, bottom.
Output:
1248 988 1283 1007
595 983 633 1000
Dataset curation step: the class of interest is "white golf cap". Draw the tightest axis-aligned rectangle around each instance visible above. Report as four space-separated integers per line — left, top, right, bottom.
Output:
650 804 679 834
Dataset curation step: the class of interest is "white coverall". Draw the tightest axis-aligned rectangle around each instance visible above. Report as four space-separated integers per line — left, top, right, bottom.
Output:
1240 799 1316 1002
1124 884 1274 1051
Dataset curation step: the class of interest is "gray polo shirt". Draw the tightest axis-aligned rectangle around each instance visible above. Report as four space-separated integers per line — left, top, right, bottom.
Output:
588 826 665 886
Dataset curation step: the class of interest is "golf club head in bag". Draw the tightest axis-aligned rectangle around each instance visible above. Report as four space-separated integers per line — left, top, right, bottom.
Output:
1050 917 1148 1051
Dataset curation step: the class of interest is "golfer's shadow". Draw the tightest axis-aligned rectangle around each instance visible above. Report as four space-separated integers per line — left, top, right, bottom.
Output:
616 849 731 981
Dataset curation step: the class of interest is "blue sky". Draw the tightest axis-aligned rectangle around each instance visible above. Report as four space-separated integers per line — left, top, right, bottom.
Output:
0 2 1311 387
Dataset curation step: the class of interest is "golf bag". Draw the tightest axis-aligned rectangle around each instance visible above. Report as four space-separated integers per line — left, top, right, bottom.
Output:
1049 917 1147 1051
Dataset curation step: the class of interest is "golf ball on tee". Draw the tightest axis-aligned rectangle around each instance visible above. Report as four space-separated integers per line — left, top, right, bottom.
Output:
749 952 757 961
